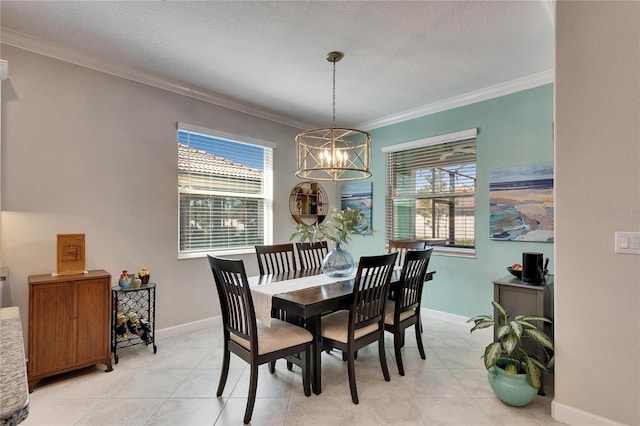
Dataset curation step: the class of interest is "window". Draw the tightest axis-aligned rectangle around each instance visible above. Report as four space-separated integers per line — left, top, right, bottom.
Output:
384 129 477 255
178 123 273 258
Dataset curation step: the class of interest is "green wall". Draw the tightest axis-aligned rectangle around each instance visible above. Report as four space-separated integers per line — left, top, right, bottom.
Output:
341 84 554 318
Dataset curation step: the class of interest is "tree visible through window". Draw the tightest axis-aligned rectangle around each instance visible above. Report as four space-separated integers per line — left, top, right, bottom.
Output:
178 124 273 258
384 130 476 252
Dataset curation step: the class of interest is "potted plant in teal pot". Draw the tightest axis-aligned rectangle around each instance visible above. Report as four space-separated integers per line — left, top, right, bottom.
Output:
468 301 554 406
290 207 372 277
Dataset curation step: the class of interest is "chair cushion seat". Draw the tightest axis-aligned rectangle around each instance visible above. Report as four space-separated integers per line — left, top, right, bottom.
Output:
231 318 312 355
384 301 416 325
320 310 379 343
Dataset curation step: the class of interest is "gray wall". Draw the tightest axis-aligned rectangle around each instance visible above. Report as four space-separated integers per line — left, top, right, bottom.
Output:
554 2 640 425
0 44 335 334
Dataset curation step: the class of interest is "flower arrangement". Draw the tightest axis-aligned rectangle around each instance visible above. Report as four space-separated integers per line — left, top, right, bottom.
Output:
290 207 372 245
137 267 151 285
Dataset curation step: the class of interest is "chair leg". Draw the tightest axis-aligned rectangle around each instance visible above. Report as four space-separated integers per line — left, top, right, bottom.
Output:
347 350 359 404
302 347 311 397
287 360 293 371
244 363 259 424
415 319 426 360
217 346 230 396
394 329 405 376
268 360 276 373
342 350 357 361
378 330 390 382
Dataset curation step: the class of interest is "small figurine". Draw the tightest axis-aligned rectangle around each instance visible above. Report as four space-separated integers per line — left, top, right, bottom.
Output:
119 270 132 289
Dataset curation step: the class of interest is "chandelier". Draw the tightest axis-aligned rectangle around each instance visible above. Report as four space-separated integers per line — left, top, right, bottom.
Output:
295 51 372 182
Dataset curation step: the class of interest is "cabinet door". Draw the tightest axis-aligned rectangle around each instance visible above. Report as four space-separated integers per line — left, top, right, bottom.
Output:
495 285 543 318
75 278 110 365
29 283 74 375
494 284 544 356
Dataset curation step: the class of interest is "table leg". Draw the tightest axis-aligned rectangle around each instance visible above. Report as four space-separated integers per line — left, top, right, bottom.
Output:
307 315 322 395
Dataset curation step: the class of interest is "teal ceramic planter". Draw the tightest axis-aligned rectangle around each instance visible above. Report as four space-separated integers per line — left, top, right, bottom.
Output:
488 364 538 407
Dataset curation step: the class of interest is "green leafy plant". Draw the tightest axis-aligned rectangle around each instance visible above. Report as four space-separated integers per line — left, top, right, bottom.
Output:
290 207 372 245
467 301 554 389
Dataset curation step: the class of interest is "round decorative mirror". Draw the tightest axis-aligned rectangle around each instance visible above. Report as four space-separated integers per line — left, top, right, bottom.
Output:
289 182 328 225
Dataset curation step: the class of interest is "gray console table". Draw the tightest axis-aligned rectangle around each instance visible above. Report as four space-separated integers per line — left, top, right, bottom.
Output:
493 275 554 395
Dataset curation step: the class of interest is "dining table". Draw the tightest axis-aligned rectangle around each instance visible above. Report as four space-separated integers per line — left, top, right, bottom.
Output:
248 267 436 395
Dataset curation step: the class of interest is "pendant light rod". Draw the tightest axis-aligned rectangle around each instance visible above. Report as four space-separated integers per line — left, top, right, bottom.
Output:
327 51 343 130
295 51 372 182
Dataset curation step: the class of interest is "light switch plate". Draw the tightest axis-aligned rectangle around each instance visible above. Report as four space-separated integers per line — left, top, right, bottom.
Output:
615 232 640 254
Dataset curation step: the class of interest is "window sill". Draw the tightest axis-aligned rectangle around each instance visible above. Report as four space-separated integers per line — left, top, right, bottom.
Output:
178 247 256 260
431 246 476 258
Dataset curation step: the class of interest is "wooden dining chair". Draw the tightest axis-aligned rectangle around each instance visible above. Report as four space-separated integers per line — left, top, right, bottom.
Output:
255 243 301 372
295 241 329 270
388 240 427 268
207 255 312 424
384 248 433 376
320 252 398 404
255 243 297 275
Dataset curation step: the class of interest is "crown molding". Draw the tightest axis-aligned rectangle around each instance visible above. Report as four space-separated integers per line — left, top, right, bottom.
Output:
357 69 554 131
0 28 312 130
1 28 553 133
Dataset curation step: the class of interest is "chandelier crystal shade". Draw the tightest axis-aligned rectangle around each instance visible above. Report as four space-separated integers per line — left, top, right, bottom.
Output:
296 52 372 182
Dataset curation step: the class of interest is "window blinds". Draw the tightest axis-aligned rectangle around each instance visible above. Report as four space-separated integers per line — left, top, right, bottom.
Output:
385 132 476 249
178 124 273 256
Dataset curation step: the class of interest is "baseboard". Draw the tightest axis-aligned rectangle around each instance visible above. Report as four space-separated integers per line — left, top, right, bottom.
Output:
552 400 628 425
421 307 470 325
155 315 221 340
156 309 467 340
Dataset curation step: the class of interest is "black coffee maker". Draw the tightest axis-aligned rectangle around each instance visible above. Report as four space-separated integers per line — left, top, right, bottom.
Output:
522 252 546 285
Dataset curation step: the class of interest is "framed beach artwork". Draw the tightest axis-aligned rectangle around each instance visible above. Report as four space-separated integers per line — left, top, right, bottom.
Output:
341 181 373 235
489 163 554 242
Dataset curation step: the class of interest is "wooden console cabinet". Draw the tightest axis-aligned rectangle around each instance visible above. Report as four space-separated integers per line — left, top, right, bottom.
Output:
28 269 113 392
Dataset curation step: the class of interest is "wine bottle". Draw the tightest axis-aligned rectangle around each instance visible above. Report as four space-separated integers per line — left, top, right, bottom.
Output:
139 318 153 344
127 311 142 336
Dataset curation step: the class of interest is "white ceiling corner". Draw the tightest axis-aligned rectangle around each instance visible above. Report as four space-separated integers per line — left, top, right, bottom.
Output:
0 1 555 130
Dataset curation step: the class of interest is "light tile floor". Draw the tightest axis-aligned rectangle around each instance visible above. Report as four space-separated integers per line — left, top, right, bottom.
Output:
23 312 564 425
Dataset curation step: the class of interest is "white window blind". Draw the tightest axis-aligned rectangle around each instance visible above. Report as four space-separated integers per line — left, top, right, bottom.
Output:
178 124 273 258
385 130 476 251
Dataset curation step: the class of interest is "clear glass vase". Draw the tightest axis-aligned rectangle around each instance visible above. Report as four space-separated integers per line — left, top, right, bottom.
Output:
321 242 356 278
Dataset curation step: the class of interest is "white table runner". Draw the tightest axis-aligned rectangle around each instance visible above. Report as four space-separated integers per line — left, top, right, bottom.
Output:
249 271 356 326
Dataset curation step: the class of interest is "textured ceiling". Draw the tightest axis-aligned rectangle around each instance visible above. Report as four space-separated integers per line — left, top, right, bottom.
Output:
0 1 554 130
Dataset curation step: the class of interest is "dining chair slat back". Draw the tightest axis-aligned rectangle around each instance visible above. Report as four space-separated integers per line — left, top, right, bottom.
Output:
208 255 312 424
214 258 253 341
296 241 329 270
254 243 301 372
384 248 433 376
320 251 398 404
255 243 297 275
352 254 398 330
388 240 427 267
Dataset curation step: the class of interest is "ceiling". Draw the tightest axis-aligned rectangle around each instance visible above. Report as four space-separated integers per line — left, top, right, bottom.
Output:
0 1 555 131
